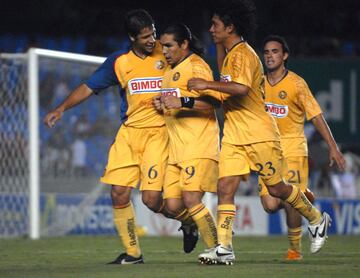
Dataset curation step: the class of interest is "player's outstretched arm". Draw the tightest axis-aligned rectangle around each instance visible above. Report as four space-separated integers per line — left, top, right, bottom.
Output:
311 113 346 171
44 83 93 128
161 95 219 110
187 78 249 96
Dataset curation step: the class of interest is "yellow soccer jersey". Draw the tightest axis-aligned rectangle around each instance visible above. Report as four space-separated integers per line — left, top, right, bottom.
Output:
220 42 279 145
161 54 220 164
264 70 322 157
114 41 167 128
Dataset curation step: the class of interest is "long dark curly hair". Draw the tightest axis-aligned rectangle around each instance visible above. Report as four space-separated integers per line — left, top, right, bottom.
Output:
211 0 257 41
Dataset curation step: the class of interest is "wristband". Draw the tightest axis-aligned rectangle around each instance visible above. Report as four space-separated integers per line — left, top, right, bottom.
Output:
180 97 195 108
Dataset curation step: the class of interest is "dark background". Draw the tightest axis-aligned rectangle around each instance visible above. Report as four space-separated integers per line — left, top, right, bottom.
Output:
1 0 359 56
1 0 359 195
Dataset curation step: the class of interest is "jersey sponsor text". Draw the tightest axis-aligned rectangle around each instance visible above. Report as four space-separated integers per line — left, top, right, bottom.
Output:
265 102 289 118
128 77 162 95
160 88 181 97
220 74 232 82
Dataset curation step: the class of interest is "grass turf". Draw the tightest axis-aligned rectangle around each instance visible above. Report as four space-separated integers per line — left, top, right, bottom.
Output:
1 235 359 278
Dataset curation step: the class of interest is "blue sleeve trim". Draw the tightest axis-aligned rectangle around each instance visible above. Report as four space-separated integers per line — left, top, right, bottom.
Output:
85 50 123 92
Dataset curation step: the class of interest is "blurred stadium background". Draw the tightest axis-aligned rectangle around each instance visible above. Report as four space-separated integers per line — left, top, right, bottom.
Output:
0 0 359 246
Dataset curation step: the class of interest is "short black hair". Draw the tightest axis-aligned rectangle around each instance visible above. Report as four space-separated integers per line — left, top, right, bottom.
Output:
124 9 154 38
162 23 205 57
211 0 257 40
262 35 290 55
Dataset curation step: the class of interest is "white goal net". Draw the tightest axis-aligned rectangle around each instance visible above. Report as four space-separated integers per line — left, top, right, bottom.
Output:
0 49 120 238
0 54 29 238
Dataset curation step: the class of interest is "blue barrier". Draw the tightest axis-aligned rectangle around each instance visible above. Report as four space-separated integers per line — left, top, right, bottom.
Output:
268 199 360 235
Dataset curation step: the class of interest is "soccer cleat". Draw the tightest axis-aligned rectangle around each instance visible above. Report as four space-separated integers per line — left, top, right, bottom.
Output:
308 212 332 254
285 249 303 261
107 252 144 265
198 247 218 265
198 245 235 265
178 223 199 253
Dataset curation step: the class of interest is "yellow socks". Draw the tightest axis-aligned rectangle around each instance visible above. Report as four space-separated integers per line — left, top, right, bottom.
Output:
286 185 321 225
175 208 194 225
217 204 236 248
189 203 218 248
288 227 302 252
113 202 141 257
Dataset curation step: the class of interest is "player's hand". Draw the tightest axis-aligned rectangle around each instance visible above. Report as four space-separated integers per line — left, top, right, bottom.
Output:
162 95 181 109
44 110 63 128
329 147 346 171
187 78 208 91
153 95 163 111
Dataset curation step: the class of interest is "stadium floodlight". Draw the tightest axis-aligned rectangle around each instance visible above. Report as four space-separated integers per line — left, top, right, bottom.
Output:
0 49 106 239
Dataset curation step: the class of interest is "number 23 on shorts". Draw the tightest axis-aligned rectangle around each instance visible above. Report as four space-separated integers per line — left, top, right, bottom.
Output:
255 161 276 177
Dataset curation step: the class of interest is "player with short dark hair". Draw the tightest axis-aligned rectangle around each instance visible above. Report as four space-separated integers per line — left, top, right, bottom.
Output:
259 34 345 260
44 9 198 265
188 0 334 265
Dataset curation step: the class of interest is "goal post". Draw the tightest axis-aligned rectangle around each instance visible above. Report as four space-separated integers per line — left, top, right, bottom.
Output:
1 48 110 239
0 48 205 239
28 49 105 239
28 48 40 239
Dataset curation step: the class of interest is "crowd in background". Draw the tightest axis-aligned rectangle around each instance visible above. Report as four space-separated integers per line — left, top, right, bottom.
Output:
1 0 360 198
1 34 360 199
1 0 360 57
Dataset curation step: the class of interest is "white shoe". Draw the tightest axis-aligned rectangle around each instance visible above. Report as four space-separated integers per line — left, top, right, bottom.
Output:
198 245 235 265
198 247 218 265
308 212 332 254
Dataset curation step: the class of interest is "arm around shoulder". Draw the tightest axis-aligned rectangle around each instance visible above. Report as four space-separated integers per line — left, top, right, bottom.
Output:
187 78 249 96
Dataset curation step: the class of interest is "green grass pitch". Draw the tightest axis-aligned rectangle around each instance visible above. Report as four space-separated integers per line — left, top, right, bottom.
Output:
1 235 359 277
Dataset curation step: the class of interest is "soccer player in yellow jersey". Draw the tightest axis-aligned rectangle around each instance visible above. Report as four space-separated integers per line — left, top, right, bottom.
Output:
153 23 220 259
188 0 335 265
44 9 198 264
259 35 345 260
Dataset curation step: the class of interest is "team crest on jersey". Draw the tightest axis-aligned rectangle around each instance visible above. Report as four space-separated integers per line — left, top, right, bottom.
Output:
155 60 165 70
160 88 181 97
265 102 289 118
220 74 231 82
173 72 180 81
279 91 287 99
128 77 162 95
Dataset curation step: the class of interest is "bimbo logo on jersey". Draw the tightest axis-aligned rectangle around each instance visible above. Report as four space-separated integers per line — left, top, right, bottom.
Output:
265 102 289 118
128 77 162 95
220 74 232 82
160 88 181 98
